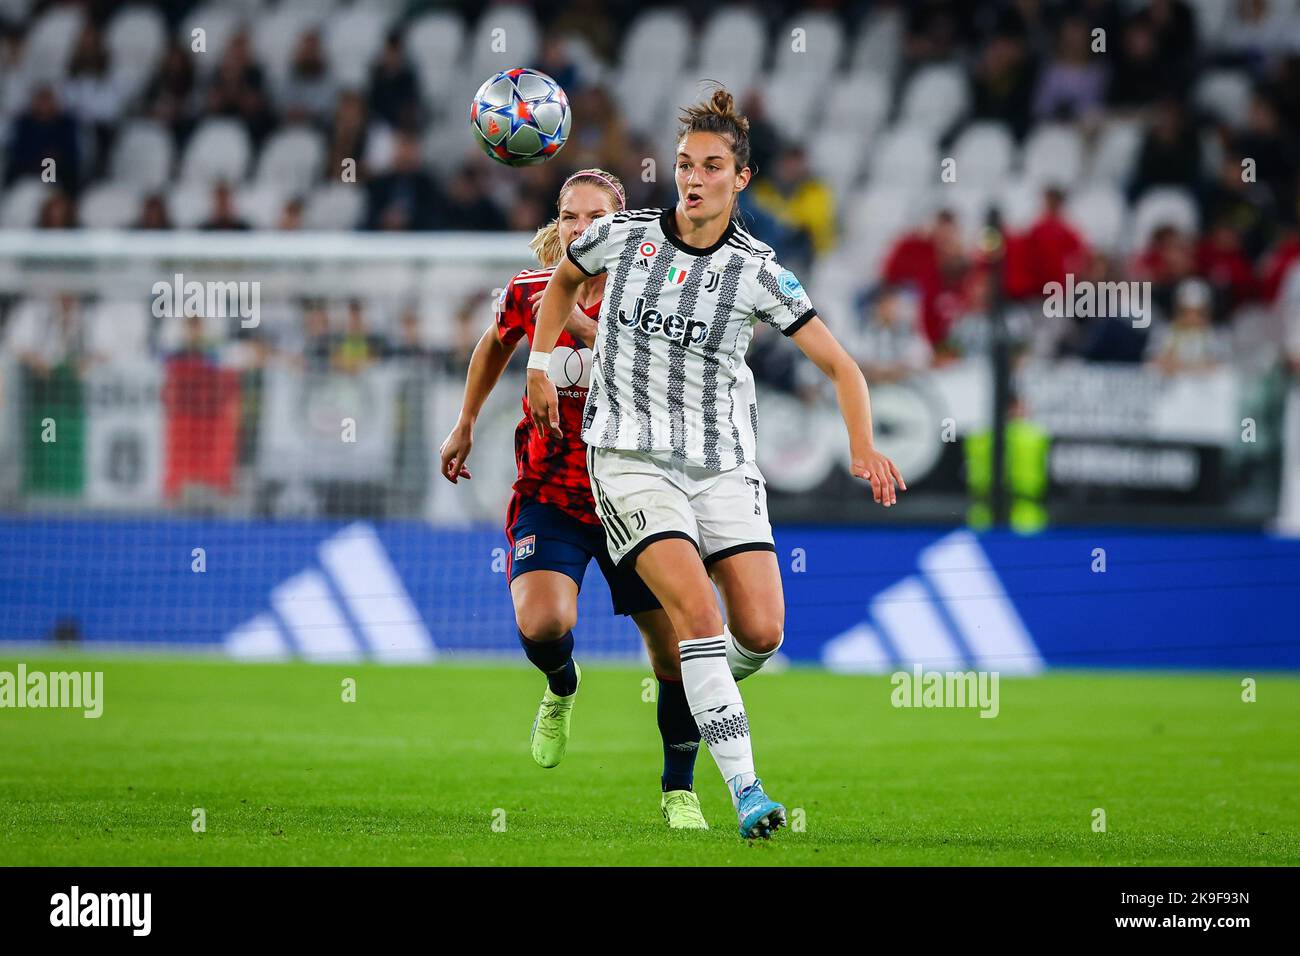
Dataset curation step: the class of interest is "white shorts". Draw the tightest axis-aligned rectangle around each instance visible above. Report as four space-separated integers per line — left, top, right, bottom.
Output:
586 446 776 567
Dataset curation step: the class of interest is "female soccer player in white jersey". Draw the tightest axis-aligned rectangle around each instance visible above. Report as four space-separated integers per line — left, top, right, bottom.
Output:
527 89 906 839
439 168 710 830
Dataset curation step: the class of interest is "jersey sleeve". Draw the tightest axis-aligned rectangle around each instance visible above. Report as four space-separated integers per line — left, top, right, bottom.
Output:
753 257 817 336
494 279 527 347
565 212 621 277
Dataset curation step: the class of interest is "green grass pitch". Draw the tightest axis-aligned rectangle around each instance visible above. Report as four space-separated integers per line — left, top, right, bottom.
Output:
2 655 1297 866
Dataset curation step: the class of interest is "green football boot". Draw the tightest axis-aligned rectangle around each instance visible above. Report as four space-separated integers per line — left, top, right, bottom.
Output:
529 662 581 769
660 789 709 830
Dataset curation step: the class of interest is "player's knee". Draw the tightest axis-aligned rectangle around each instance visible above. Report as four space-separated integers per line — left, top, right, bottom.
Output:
731 619 784 655
514 607 575 643
649 649 681 679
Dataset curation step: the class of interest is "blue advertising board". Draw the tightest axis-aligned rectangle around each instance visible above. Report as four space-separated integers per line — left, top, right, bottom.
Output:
1 518 1297 671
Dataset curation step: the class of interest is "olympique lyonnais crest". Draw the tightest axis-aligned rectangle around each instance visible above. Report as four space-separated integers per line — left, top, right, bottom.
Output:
514 534 536 560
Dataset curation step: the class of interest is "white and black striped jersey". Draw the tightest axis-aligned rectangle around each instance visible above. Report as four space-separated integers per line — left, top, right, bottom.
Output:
566 207 816 472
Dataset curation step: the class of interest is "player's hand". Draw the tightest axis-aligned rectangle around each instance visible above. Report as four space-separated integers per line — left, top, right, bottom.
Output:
530 289 597 348
438 420 474 483
527 368 562 439
851 446 906 507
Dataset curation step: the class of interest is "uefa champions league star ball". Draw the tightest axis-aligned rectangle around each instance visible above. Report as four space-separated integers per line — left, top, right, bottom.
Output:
470 68 571 166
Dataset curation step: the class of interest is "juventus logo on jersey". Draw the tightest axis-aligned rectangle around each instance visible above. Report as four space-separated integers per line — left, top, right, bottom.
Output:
631 509 647 531
704 270 721 294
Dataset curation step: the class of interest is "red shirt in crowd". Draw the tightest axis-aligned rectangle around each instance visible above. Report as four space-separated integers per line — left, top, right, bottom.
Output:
881 232 971 344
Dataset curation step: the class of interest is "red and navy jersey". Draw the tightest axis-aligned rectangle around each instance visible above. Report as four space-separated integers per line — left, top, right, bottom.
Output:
496 267 601 526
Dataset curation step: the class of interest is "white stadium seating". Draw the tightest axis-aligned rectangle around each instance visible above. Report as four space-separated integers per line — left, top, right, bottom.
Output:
180 118 253 185
898 63 969 139
1021 123 1084 188
256 126 326 192
110 120 175 191
951 121 1015 189
78 182 144 229
18 4 84 86
1130 186 1200 252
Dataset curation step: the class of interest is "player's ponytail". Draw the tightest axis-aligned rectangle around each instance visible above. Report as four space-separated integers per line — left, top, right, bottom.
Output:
676 83 752 175
529 167 627 267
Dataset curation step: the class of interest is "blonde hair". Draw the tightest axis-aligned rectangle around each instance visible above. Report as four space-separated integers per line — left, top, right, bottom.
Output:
676 83 751 173
529 167 627 267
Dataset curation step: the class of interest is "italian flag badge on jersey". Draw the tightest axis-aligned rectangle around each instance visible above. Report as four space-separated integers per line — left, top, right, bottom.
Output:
667 266 688 284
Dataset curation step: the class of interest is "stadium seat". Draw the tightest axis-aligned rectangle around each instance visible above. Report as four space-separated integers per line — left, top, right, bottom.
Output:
166 181 217 229
951 121 1015 189
1185 0 1231 37
235 183 286 230
422 122 478 178
808 247 862 341
994 176 1045 233
850 7 904 78
252 1 335 90
898 64 969 139
943 186 995 246
1020 123 1084 188
79 182 144 230
619 8 693 78
562 34 606 89
323 3 398 89
870 125 940 189
105 6 167 105
303 183 364 230
1086 117 1143 186
255 125 325 192
1065 183 1128 254
616 9 693 137
406 10 466 110
847 184 930 278
822 70 892 143
844 183 924 258
180 118 253 185
18 3 84 85
110 120 175 191
760 70 823 143
770 10 844 80
697 6 767 96
176 3 247 74
467 6 540 89
0 178 47 229
1130 186 1199 251
1194 70 1253 130
809 131 869 196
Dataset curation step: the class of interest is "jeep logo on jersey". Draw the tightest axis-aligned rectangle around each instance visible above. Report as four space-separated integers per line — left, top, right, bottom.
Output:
617 296 707 347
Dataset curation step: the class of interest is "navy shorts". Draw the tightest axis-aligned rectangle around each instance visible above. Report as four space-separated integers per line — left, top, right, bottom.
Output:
506 497 662 617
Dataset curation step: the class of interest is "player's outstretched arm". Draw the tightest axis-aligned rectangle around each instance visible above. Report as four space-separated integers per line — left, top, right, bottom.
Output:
439 322 518 483
789 315 906 507
526 256 586 438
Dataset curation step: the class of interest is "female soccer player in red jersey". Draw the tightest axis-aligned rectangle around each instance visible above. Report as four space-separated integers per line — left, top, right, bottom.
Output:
439 168 709 829
528 90 906 839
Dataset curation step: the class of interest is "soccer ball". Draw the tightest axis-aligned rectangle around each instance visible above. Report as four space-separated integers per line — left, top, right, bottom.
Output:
470 68 571 167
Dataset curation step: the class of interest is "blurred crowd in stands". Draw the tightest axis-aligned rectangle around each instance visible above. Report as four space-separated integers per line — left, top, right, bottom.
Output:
3 0 1300 398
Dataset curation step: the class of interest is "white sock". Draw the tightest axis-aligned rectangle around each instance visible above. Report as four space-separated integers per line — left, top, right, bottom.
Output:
725 626 782 681
679 636 756 807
